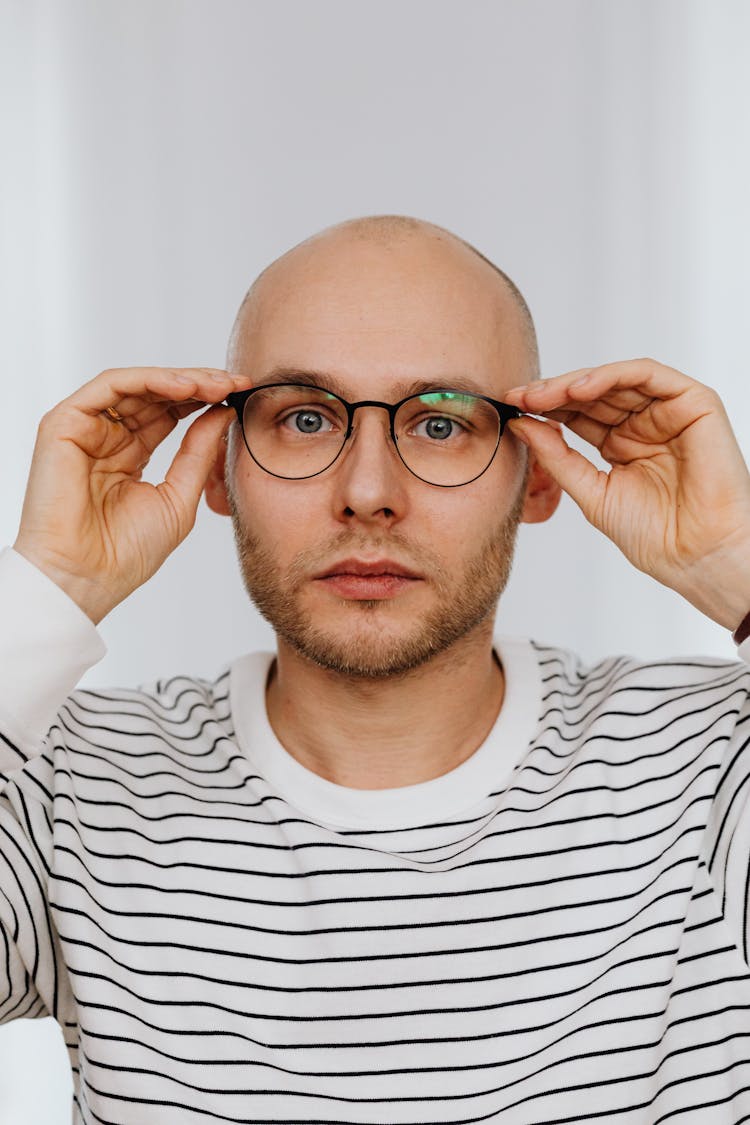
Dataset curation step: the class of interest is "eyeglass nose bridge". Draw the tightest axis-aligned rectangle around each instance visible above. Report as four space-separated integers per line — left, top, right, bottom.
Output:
341 398 402 445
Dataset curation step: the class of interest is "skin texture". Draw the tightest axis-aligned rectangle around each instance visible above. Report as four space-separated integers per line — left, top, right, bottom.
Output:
204 218 561 788
225 481 526 681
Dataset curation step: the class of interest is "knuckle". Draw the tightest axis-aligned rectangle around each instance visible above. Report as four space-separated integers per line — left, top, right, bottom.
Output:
37 406 62 432
697 384 722 409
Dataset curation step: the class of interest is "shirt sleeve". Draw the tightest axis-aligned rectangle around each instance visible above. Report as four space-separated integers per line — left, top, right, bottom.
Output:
704 683 750 967
0 546 106 766
0 776 62 1025
0 545 105 1024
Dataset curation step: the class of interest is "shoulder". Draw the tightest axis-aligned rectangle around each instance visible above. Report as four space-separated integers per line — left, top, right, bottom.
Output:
55 663 237 748
4 662 243 803
530 639 750 699
524 639 750 746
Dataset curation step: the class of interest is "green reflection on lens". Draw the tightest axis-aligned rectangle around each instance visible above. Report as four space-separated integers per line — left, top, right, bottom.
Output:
418 391 473 405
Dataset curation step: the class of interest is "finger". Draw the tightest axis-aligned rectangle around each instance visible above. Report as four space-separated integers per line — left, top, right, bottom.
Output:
506 358 696 413
133 397 232 459
530 388 651 421
156 405 233 537
563 358 696 398
509 384 653 425
539 399 635 427
540 410 613 451
81 401 199 475
508 416 607 526
52 389 223 472
504 368 593 407
117 410 185 462
102 394 206 428
108 398 207 449
63 367 252 417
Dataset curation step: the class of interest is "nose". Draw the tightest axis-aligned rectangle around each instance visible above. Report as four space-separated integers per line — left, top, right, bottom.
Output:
329 406 409 527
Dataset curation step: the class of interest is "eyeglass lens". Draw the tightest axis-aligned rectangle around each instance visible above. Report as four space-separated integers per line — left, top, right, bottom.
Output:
241 385 503 486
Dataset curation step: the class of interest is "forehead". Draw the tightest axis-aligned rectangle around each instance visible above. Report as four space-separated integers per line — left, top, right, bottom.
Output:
232 235 528 398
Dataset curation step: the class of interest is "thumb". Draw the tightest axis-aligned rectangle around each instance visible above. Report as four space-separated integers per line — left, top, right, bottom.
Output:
509 416 606 526
157 404 233 536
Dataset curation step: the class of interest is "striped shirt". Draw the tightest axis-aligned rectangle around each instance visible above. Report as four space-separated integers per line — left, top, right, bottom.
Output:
3 547 750 1124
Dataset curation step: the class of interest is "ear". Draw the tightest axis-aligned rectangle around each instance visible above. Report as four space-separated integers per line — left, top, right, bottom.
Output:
519 428 563 525
204 433 233 516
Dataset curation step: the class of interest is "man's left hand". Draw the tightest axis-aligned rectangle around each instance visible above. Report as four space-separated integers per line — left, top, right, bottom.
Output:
504 359 750 633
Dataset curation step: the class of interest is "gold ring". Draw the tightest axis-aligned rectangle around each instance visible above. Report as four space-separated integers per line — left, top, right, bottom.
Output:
103 405 124 422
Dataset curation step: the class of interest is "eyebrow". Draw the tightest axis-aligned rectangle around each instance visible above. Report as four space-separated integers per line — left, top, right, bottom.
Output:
260 366 489 400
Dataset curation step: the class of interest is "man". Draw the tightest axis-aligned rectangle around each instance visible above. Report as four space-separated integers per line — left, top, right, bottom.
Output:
3 213 750 1123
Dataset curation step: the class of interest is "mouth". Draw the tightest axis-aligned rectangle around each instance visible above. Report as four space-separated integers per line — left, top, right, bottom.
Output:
314 558 423 601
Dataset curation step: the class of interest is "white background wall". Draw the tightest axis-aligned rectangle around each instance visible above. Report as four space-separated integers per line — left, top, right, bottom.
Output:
1 0 749 1120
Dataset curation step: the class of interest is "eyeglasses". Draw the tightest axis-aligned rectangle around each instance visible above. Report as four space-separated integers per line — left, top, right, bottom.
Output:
225 382 523 488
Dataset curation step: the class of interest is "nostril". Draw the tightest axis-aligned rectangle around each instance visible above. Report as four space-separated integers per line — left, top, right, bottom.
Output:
343 505 395 519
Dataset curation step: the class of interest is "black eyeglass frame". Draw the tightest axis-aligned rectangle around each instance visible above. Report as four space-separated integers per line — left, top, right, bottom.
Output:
225 383 525 488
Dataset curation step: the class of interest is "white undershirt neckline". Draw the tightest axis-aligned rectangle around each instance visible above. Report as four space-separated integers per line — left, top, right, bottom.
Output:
230 636 541 831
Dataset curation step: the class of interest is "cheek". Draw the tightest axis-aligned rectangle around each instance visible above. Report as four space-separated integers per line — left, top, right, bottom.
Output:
420 475 508 538
232 471 329 556
469 453 526 522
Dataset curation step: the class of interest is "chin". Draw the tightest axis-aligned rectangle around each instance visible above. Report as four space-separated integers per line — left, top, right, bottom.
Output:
276 599 493 680
286 635 440 679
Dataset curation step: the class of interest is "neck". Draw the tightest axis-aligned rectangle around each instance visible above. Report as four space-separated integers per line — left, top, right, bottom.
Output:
265 624 504 789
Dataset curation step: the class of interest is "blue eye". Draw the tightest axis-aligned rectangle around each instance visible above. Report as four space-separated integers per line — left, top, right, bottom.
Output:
284 411 333 434
414 415 461 440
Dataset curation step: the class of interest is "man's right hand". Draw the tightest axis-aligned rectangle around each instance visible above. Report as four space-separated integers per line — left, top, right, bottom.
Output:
12 367 251 625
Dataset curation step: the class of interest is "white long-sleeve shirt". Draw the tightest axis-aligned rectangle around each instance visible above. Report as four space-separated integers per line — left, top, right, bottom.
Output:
3 544 750 1124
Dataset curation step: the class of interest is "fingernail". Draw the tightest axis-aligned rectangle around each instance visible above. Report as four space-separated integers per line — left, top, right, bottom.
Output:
173 374 192 384
571 373 591 387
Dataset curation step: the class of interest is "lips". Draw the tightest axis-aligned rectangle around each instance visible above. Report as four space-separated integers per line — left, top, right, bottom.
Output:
314 558 422 600
317 558 421 579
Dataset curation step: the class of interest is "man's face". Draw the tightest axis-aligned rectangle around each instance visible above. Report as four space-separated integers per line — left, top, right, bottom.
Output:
213 230 550 678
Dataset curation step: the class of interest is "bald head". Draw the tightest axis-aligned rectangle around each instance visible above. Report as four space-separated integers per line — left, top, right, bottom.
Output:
227 214 540 392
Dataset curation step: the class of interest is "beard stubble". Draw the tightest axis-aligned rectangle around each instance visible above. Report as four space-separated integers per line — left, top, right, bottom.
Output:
227 481 527 680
